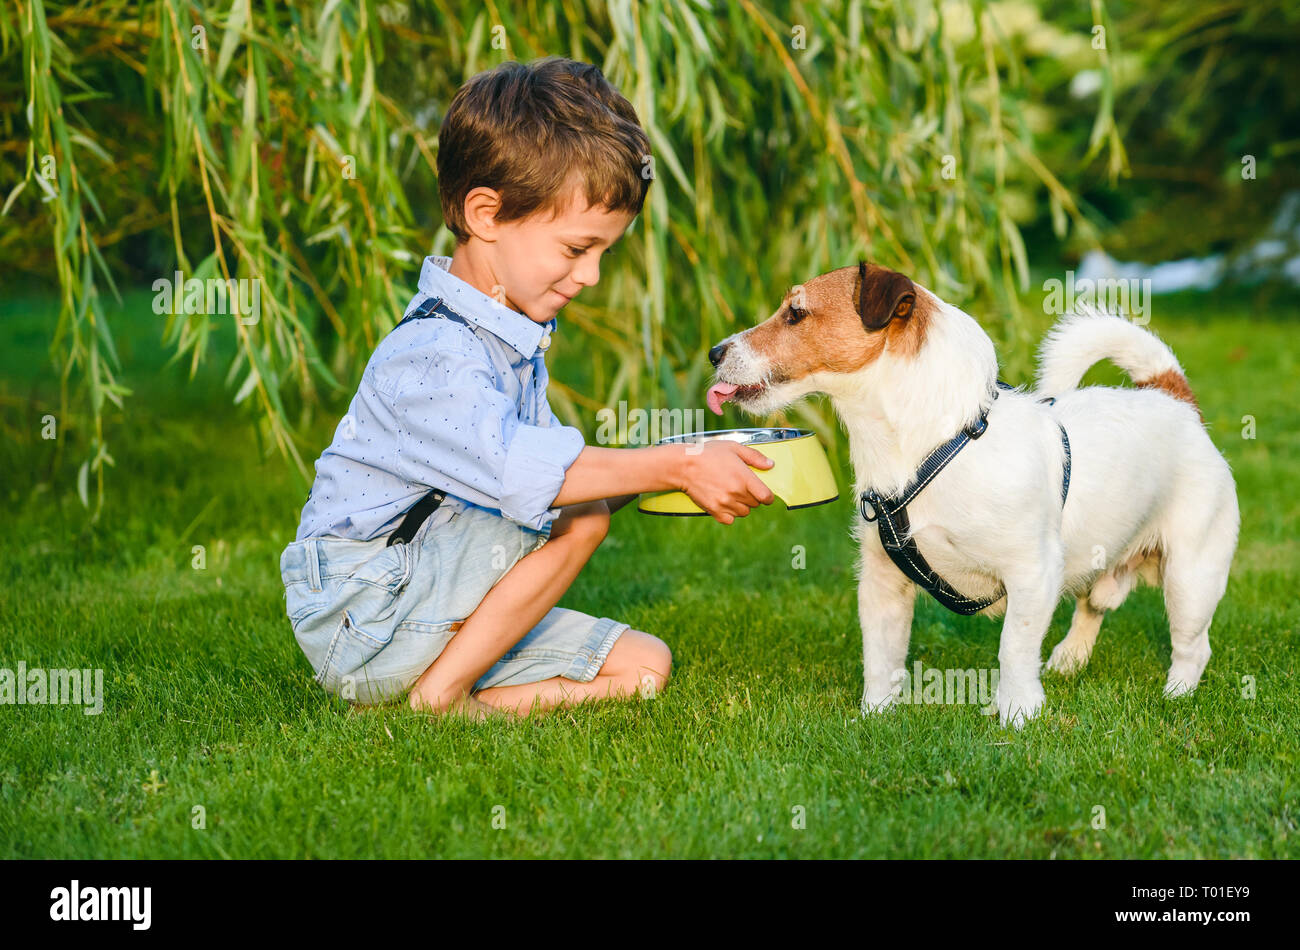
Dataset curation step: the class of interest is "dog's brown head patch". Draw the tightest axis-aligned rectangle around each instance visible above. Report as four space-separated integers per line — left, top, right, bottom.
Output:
857 260 915 331
737 262 931 380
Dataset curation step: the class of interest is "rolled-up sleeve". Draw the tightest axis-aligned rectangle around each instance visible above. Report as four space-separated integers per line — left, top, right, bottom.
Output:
387 345 586 531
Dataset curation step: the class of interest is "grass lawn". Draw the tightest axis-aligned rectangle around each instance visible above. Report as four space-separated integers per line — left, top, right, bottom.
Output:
1 286 1296 858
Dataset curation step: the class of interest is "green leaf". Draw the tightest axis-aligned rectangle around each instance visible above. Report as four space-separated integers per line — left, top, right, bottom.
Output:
77 460 90 510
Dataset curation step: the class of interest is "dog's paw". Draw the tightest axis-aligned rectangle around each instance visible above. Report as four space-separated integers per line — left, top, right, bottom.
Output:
997 685 1045 730
1163 641 1211 698
1162 675 1200 699
1046 639 1092 675
857 692 898 719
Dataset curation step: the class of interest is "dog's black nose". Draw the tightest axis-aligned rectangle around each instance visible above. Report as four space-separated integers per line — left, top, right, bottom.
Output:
708 342 728 367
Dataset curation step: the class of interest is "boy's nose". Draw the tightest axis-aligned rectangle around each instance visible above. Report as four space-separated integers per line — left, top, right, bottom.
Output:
574 256 601 288
708 342 729 367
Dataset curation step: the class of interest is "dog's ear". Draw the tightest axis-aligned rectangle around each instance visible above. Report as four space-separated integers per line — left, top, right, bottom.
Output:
857 260 916 332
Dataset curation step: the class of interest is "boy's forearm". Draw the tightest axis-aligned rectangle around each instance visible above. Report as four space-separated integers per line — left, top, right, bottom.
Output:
550 445 684 508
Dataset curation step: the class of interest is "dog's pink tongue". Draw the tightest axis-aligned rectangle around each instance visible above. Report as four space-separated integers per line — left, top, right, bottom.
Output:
706 382 739 416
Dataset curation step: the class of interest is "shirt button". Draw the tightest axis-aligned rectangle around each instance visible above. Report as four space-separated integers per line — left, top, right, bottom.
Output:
537 333 551 351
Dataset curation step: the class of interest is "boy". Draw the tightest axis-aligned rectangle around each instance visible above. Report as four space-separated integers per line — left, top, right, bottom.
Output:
279 57 775 720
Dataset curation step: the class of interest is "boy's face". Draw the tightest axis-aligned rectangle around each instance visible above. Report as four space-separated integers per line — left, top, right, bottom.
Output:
475 185 636 322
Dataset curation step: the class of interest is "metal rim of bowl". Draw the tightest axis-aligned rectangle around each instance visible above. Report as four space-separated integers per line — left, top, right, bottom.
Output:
655 427 813 446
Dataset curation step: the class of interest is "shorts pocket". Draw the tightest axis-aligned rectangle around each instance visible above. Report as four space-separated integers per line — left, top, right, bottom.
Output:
285 581 331 626
339 619 460 705
316 608 391 698
341 542 412 593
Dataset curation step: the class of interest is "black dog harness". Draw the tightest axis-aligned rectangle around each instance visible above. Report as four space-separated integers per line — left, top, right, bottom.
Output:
858 381 1071 615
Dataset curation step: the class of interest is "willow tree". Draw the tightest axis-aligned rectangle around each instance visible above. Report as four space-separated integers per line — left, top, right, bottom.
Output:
2 0 1123 517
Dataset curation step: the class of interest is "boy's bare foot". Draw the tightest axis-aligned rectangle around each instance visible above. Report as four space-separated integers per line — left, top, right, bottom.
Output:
409 692 519 722
451 694 518 721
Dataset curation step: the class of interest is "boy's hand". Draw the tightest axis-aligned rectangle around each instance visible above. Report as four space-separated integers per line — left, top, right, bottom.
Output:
677 441 776 524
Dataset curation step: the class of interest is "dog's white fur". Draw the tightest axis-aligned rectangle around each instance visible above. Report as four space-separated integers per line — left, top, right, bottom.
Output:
715 286 1239 727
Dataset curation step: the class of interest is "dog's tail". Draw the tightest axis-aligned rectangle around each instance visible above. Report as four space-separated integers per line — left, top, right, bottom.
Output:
1034 304 1202 419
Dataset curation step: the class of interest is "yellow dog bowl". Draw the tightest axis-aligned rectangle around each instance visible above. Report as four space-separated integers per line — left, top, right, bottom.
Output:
638 427 839 516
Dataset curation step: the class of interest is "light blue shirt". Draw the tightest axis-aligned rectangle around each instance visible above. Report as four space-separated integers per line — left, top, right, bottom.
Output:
295 255 587 541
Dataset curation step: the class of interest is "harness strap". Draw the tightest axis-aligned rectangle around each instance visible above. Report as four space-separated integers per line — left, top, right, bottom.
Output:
1035 387 1072 507
859 380 1071 615
1058 422 1071 506
386 295 449 546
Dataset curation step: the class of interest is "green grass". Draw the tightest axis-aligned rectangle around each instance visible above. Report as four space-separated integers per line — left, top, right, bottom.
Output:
1 287 1297 858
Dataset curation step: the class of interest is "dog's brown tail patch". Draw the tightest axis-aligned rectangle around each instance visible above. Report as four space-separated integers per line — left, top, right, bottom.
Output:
1137 368 1202 421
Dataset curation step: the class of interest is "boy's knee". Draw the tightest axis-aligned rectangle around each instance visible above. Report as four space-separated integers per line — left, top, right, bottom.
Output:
650 637 672 682
617 630 671 694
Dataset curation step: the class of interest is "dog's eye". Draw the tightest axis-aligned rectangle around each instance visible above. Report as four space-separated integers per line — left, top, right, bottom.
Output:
786 306 808 325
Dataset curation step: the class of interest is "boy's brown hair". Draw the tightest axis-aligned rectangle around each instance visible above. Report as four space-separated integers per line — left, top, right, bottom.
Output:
437 57 652 243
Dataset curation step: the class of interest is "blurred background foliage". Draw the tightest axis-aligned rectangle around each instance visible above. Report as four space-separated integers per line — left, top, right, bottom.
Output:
1 0 1295 515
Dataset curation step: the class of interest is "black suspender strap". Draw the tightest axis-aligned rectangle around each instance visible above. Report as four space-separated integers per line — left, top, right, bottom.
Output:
858 380 1072 615
397 294 445 328
386 294 450 546
387 489 447 546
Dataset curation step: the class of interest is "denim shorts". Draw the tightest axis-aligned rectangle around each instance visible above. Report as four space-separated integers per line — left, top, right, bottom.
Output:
279 502 630 705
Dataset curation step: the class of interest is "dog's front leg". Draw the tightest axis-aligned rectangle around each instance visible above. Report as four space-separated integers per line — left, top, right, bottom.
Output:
995 558 1064 729
857 543 916 716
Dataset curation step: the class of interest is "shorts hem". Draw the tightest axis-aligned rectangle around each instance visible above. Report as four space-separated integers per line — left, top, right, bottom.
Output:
563 617 631 683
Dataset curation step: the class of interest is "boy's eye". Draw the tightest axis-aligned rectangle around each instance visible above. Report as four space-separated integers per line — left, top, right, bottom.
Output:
564 244 616 258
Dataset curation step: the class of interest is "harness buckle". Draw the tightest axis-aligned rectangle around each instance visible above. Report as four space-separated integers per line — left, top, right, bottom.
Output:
964 415 988 439
859 491 880 523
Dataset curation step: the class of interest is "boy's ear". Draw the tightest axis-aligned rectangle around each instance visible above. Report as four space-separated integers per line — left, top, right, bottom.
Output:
462 186 504 241
856 260 916 332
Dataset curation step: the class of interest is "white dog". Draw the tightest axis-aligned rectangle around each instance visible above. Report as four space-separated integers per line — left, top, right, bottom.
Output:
706 262 1239 727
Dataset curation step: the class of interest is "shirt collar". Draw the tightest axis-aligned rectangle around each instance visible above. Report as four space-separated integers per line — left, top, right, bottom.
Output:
413 255 556 361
